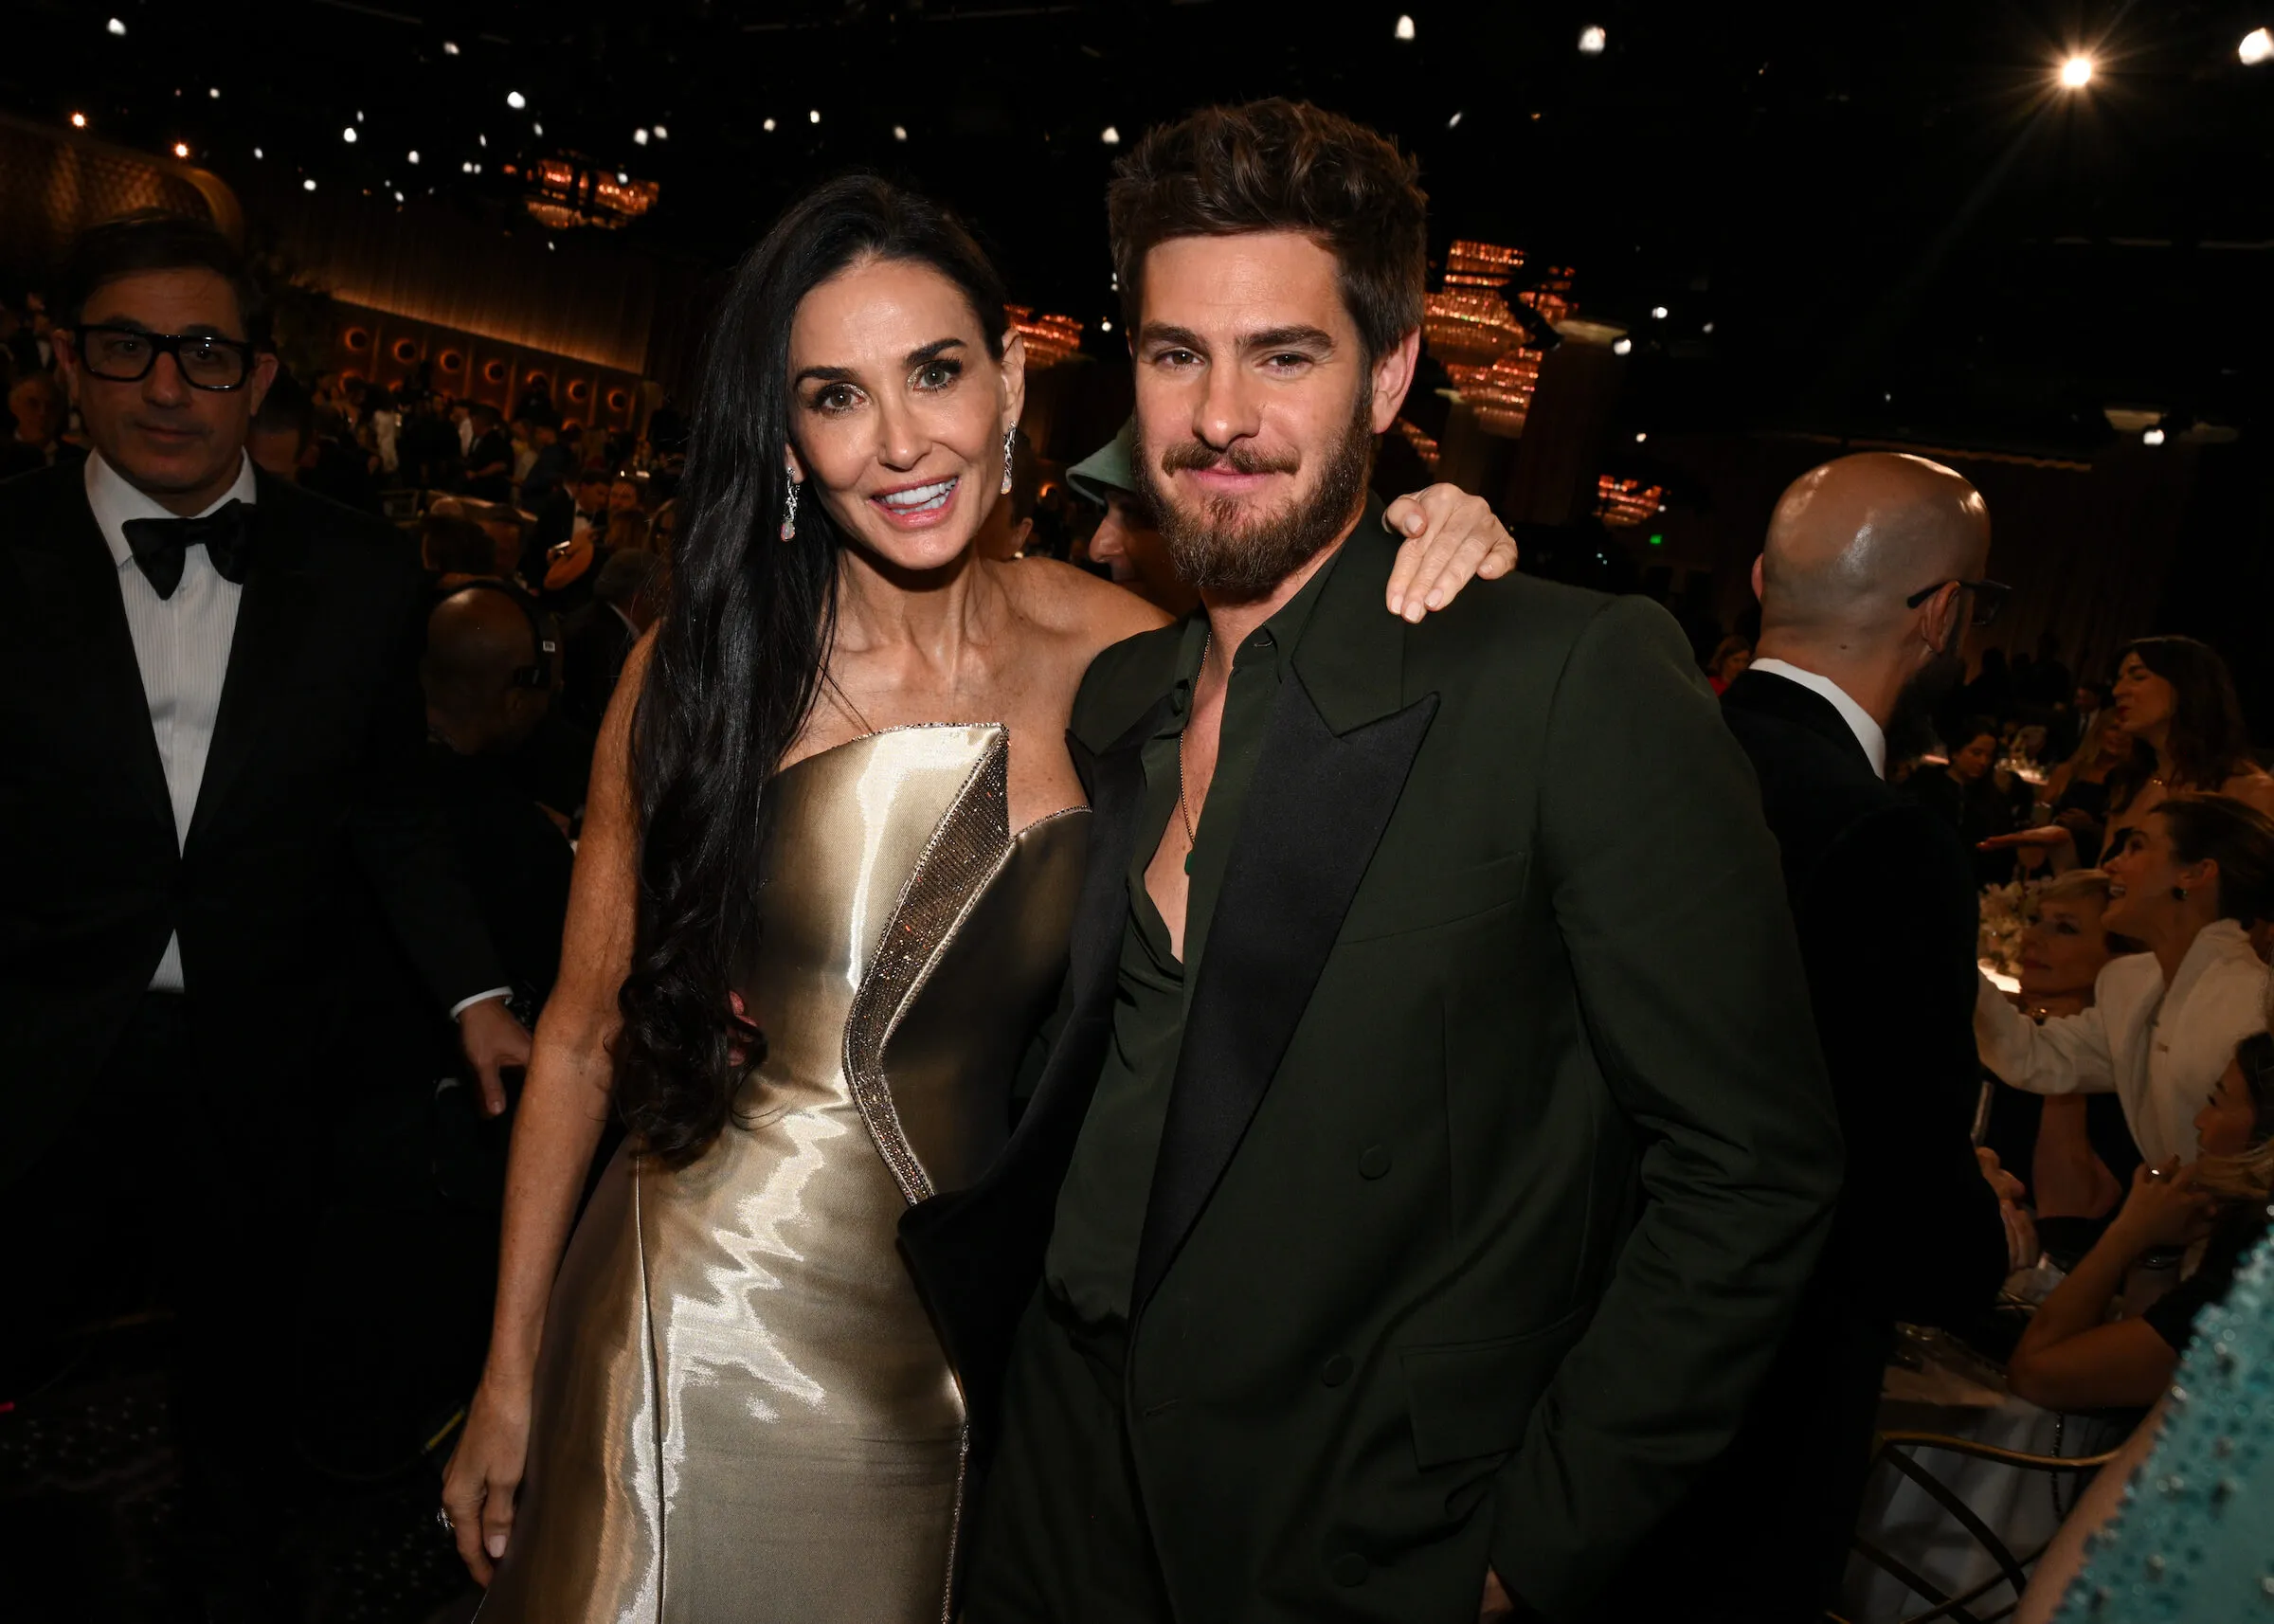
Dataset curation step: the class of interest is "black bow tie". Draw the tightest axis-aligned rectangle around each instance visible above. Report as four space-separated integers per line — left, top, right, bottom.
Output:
121 500 253 600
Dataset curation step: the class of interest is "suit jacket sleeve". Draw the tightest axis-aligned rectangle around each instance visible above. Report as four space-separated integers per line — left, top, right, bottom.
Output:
1976 973 2116 1095
1491 597 1844 1615
348 541 510 1013
1808 804 2007 1328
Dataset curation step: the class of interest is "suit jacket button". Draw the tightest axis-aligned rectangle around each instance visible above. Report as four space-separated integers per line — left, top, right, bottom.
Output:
1330 1552 1369 1588
1359 1146 1392 1180
1321 1353 1354 1387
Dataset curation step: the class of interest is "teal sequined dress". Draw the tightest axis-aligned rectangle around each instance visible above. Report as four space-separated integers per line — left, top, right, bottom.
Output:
2052 1219 2274 1621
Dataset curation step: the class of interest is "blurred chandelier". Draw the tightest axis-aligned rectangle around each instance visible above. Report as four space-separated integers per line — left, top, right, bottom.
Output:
1597 476 1665 527
505 155 659 229
1422 241 1565 438
1005 305 1083 369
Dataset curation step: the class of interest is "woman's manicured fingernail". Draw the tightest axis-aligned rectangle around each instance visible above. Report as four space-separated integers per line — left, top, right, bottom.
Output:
487 1535 507 1559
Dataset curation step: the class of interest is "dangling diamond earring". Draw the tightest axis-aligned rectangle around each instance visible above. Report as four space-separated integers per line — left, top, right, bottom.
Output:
779 477 801 542
1000 427 1016 496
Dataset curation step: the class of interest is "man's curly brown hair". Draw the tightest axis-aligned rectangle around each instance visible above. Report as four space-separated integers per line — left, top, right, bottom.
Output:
1107 99 1428 363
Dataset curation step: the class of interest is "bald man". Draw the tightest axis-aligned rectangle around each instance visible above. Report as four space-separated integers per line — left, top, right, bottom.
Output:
1609 453 2018 1622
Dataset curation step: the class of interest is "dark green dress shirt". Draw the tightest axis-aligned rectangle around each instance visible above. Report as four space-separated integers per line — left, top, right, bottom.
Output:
1043 552 1338 1327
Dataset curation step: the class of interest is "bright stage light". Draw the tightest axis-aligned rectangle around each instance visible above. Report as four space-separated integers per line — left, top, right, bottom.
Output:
106 17 126 35
1650 305 1668 320
1579 25 1606 55
2142 427 2166 445
70 112 87 128
303 178 316 191
763 117 777 132
172 142 190 158
1395 14 1415 41
808 109 821 124
893 125 907 141
442 41 459 55
633 128 649 145
342 127 356 143
2242 28 2274 65
1612 336 1633 355
2059 55 2095 88
507 91 526 110
1101 125 1121 144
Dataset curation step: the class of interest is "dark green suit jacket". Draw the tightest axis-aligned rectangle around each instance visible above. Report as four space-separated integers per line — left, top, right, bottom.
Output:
903 521 1842 1621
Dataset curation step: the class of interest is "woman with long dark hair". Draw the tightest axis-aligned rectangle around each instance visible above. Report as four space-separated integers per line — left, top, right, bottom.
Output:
438 175 1514 1620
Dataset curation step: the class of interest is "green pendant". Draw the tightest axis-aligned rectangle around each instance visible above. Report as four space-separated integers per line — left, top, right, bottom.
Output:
1183 852 1194 874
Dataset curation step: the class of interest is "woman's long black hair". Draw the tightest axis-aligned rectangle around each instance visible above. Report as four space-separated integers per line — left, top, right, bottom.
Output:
2106 636 2256 818
614 175 1010 1169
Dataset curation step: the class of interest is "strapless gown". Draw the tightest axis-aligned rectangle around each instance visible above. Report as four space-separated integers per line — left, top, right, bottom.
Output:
478 724 1086 1623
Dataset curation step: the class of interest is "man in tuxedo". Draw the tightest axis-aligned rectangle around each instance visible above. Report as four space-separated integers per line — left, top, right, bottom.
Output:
464 402 514 501
1621 453 2022 1620
560 548 662 735
0 369 83 478
0 211 530 1617
904 100 1843 1624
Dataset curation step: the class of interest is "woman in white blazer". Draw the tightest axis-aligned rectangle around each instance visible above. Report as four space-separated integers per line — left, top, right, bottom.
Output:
1977 794 2274 1165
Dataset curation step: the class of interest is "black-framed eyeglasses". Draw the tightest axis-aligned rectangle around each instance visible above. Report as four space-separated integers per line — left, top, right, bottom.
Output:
1905 577 2011 627
70 324 258 390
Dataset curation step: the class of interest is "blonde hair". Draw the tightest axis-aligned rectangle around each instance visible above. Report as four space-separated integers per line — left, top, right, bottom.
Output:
2196 1031 2274 1204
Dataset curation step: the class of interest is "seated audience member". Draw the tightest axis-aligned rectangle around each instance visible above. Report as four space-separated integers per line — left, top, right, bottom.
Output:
1705 632 1753 694
606 473 644 521
974 427 1040 561
1065 419 1200 615
1978 794 2274 1168
2005 1031 2274 1412
463 403 514 501
1981 872 2143 1247
245 370 314 480
534 522 608 620
561 550 663 735
0 370 82 478
422 511 506 597
421 586 576 1002
1907 717 2022 883
2042 713 2133 864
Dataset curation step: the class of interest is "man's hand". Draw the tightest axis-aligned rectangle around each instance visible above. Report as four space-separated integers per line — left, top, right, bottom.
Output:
1977 1147 2039 1271
460 995 532 1117
1384 484 1519 623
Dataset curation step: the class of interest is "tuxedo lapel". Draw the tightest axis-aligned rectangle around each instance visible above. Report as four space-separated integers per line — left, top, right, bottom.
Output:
186 493 316 851
1131 526 1438 1316
23 476 173 832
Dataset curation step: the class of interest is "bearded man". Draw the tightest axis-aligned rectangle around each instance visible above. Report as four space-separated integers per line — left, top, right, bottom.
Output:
901 99 1843 1624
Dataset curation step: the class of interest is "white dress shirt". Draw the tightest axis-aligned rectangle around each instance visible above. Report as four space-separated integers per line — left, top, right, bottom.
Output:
1747 659 1888 779
1976 919 2269 1166
86 450 256 992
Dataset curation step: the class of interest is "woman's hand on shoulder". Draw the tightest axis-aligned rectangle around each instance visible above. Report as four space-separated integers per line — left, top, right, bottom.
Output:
1382 485 1519 623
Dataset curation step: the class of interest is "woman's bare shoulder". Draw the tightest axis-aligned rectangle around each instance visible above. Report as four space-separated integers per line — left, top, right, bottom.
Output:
995 555 1174 656
2220 766 2274 816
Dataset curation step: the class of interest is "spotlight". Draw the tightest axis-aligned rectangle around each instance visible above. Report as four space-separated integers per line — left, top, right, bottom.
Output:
303 178 316 191
617 171 627 183
1702 320 1715 334
70 112 87 128
461 161 475 173
507 90 526 110
1100 318 1113 333
208 87 220 99
1395 14 1416 40
2059 55 2094 88
893 125 908 141
1101 125 1121 144
1635 431 1648 442
408 150 420 163
634 128 649 145
106 17 126 35
253 146 262 158
1612 337 1633 355
2142 427 2166 445
808 109 821 124
2242 28 2273 65
532 122 543 135
171 141 190 158
1447 110 1464 128
763 117 777 132
393 190 404 202
1579 25 1606 54
653 125 668 139
1650 305 1668 320
478 135 486 147
442 40 460 55
342 127 357 143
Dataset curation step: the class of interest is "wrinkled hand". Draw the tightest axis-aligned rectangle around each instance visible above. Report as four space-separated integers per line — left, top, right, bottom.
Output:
441 1377 531 1586
2110 1161 2218 1252
460 996 532 1117
1384 485 1519 623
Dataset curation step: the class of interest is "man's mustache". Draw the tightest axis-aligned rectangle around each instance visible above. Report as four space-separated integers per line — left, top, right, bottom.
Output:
1158 440 1300 478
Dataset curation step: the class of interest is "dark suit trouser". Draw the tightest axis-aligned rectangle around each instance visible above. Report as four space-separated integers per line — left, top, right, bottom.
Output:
3 993 315 1622
963 1288 1174 1624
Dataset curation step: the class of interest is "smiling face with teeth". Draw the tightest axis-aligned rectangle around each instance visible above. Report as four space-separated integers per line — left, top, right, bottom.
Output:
785 254 1025 575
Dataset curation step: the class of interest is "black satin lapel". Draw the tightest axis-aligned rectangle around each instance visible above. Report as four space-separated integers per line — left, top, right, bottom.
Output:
185 506 315 850
27 484 174 830
1130 677 1439 1314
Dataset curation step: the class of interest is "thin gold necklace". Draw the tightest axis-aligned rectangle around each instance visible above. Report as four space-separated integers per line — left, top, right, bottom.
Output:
1174 632 1211 875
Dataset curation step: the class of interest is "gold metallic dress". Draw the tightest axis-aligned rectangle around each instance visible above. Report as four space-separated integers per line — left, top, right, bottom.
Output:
479 724 1086 1624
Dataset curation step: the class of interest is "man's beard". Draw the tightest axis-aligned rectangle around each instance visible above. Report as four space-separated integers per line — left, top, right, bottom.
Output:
1887 644 1968 761
1134 387 1375 602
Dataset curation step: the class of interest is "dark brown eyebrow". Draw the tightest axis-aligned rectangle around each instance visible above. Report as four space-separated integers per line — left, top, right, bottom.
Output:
794 335 967 389
1135 322 1206 353
1242 324 1335 355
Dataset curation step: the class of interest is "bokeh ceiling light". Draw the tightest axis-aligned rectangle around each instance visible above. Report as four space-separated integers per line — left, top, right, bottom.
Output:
2242 28 2274 66
2059 55 2095 88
